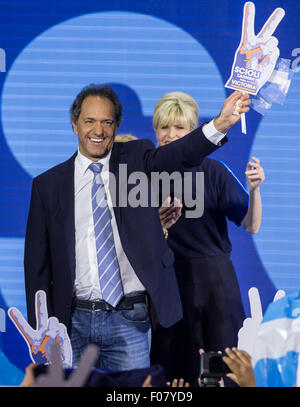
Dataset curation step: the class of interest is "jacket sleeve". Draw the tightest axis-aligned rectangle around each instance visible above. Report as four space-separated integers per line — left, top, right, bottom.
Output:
143 124 223 174
24 178 52 329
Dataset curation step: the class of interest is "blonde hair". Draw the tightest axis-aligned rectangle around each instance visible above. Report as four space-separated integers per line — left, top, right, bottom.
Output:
153 92 199 131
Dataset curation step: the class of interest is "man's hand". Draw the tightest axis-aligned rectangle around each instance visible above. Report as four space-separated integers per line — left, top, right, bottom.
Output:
245 156 265 192
214 91 251 134
8 290 72 367
223 347 256 387
159 197 182 230
226 2 285 95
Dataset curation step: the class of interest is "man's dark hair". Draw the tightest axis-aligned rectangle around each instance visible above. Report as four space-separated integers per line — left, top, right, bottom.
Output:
70 84 123 127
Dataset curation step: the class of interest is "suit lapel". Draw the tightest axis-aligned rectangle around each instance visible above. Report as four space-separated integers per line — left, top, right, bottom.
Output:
57 153 76 281
109 142 122 230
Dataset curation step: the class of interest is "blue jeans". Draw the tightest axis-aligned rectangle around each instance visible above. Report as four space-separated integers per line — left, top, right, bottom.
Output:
70 299 151 371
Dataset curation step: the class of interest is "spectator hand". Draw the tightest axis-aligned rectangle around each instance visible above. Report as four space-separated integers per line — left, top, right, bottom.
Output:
166 378 190 387
223 347 256 387
142 375 152 387
20 363 38 387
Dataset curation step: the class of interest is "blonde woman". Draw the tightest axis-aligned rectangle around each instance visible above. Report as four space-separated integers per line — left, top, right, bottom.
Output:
150 92 265 385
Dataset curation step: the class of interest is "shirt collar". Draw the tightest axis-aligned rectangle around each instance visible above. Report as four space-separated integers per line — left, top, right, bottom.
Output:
76 148 112 176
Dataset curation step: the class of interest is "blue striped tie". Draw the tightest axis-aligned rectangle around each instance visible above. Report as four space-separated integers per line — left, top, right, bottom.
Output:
89 162 124 307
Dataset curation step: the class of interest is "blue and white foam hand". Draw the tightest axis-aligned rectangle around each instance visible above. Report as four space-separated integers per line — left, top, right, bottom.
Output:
237 287 285 357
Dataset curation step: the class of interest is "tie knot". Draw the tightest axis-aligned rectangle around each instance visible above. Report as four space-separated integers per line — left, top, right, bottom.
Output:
89 162 103 174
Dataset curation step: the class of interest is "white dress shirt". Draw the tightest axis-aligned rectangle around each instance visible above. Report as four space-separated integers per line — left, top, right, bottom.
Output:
74 149 145 300
74 120 225 300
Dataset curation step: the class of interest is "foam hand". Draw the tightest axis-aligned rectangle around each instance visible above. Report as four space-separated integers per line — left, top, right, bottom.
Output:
237 287 285 356
34 342 98 387
226 2 285 95
8 290 72 367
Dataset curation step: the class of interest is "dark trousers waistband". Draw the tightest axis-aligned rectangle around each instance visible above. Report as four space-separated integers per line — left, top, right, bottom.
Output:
72 293 147 312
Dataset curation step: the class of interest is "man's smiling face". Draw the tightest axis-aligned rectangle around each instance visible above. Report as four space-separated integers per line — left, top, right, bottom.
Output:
72 95 117 161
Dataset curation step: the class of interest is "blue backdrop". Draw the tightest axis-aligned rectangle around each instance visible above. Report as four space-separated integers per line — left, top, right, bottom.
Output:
0 0 299 385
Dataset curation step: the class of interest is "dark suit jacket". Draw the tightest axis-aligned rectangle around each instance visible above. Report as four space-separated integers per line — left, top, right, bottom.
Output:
24 125 222 332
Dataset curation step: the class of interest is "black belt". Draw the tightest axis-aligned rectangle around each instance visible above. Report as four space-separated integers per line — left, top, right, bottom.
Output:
72 293 147 312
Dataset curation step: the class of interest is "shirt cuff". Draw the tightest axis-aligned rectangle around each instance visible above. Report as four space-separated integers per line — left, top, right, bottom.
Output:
202 120 227 145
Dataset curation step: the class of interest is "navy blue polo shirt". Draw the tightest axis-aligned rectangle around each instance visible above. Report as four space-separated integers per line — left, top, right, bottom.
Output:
167 157 249 258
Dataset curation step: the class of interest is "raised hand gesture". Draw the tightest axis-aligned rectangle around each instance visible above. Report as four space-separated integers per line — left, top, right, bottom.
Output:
8 290 72 367
245 156 265 192
226 2 285 94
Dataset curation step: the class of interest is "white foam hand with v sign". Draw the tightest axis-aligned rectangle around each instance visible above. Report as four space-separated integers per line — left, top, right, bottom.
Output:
226 2 285 95
8 290 72 367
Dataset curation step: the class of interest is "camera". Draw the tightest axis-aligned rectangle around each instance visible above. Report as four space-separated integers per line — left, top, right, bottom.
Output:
199 351 231 387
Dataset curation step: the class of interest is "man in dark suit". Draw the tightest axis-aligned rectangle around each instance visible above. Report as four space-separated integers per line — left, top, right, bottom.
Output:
24 84 250 370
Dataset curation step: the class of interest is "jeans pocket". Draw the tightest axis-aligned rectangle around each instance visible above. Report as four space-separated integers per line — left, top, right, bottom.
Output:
119 302 149 323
